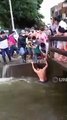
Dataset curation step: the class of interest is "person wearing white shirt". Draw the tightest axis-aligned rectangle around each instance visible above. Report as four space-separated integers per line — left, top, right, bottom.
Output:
0 31 11 63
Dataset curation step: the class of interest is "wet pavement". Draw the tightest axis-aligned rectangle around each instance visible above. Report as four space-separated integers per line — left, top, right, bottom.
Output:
0 78 67 120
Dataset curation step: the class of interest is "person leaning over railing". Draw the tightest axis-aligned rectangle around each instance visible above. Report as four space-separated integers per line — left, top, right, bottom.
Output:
53 16 67 62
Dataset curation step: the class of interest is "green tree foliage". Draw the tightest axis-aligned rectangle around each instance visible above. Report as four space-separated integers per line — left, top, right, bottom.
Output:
64 0 67 2
0 0 44 29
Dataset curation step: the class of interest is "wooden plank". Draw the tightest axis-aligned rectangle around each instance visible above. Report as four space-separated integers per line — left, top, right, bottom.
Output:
50 47 67 56
49 36 67 42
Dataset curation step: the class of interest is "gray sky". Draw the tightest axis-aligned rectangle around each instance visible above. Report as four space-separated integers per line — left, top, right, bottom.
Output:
39 0 64 24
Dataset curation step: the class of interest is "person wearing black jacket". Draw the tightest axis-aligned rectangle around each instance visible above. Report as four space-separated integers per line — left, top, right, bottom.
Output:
18 31 27 62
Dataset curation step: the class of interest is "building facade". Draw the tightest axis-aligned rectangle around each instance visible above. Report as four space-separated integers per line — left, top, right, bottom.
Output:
51 2 67 22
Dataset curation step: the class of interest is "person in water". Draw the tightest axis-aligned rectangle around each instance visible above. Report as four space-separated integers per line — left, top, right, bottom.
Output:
31 60 48 83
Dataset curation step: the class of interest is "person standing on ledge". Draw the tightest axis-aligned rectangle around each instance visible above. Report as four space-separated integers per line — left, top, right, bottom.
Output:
31 60 48 83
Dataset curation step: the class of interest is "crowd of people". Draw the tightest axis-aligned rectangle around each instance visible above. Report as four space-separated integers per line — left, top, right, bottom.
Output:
0 27 49 64
0 15 67 82
0 28 49 82
50 16 67 62
0 16 67 64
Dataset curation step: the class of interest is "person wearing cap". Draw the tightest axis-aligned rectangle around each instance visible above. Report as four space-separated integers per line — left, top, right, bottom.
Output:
54 16 67 35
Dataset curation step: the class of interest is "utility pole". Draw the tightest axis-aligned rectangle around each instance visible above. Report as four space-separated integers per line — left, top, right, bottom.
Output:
8 0 15 31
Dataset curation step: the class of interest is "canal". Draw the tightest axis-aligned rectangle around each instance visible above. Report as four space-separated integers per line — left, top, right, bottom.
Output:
0 77 67 120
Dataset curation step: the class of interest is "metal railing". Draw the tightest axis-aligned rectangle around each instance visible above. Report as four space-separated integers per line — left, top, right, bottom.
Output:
48 36 67 58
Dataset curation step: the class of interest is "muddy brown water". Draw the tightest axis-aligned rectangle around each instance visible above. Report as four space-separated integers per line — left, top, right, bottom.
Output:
0 77 67 120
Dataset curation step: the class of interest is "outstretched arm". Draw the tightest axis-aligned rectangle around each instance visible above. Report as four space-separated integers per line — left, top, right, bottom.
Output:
40 49 46 57
43 61 48 70
40 48 48 59
31 62 37 73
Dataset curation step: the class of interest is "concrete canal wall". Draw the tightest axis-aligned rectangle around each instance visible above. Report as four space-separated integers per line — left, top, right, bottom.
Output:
0 59 67 80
